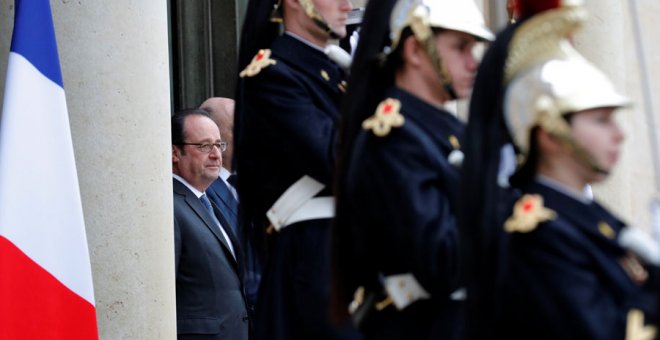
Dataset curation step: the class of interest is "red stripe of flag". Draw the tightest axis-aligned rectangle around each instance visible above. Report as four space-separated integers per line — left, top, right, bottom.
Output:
0 236 98 339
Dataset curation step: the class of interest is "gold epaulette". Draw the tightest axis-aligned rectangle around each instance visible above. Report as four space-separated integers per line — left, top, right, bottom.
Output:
239 49 277 78
626 309 656 340
504 194 556 233
362 98 405 137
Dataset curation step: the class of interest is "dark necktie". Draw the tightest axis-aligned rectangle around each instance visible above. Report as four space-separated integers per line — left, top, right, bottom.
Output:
199 194 217 222
200 194 235 259
226 174 237 188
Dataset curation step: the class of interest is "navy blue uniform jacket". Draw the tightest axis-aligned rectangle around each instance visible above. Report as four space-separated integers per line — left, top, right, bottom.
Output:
497 180 658 339
238 34 358 340
344 87 464 339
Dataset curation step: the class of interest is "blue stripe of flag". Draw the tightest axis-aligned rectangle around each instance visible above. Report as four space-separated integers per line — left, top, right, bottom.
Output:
10 0 63 87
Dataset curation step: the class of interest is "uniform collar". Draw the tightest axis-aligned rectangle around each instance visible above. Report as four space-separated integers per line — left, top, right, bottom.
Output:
271 34 344 90
386 87 461 125
387 86 465 153
535 175 592 204
528 179 626 241
284 31 326 53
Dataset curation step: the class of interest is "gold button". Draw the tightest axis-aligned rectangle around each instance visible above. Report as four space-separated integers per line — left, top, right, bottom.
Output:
598 221 615 239
320 70 330 81
449 135 460 150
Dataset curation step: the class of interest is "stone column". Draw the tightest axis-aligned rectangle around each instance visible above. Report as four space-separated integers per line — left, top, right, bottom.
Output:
0 1 176 338
574 0 660 228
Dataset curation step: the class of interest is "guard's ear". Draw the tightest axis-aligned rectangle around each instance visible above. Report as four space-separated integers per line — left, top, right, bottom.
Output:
536 127 563 158
401 35 425 68
282 0 302 13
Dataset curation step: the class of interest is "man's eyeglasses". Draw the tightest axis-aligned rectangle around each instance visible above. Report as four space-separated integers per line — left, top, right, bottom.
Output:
179 142 227 153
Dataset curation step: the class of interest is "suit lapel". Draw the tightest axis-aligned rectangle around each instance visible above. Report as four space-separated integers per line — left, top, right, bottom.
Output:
211 202 244 274
174 179 239 269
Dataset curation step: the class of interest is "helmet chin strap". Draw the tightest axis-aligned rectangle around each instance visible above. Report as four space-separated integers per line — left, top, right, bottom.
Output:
419 33 458 101
538 115 610 176
531 97 610 176
408 5 457 101
312 17 341 40
298 0 342 40
560 136 610 176
443 83 458 101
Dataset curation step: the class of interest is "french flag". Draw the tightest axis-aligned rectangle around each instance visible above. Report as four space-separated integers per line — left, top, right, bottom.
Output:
0 0 98 338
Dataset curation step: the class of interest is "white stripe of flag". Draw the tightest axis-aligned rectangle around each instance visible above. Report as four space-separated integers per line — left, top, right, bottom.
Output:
0 0 98 337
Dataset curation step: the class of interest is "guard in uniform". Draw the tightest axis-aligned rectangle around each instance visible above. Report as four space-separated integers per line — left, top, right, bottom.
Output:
233 0 357 339
467 1 659 338
458 1 567 337
331 0 492 339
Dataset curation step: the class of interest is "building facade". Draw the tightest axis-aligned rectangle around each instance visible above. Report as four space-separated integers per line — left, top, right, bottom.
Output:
0 0 659 338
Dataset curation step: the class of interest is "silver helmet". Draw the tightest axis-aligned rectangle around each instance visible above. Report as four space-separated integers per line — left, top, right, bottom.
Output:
390 0 494 49
503 1 629 172
388 0 494 99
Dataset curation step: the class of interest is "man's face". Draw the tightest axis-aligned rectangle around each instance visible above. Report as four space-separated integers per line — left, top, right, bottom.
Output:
172 115 223 191
435 30 480 99
311 0 352 38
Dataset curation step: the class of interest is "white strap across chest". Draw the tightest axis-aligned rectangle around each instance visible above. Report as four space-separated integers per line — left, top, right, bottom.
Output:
266 175 335 232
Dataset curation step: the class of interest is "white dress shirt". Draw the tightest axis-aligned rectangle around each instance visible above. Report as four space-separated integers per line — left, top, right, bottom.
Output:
173 174 236 258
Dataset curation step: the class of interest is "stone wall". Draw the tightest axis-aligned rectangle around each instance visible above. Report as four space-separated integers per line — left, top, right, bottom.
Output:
0 1 176 338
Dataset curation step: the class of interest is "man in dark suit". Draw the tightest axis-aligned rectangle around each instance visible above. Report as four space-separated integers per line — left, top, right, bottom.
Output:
172 109 249 340
200 97 261 308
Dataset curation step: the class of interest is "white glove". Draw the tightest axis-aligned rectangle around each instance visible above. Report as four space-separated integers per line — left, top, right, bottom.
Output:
325 44 352 72
619 226 660 266
349 29 360 57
